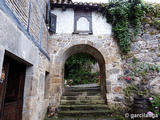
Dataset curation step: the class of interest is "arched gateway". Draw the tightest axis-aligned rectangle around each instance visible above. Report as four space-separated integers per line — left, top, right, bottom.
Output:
50 36 124 108
55 44 106 98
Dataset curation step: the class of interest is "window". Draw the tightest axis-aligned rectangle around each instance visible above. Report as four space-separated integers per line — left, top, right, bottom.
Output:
45 1 57 34
73 10 93 34
44 71 50 99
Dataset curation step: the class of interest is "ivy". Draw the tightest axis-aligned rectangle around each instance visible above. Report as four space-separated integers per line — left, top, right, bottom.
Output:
102 0 147 54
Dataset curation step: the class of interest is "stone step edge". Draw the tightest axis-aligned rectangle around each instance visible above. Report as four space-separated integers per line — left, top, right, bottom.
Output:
59 104 108 108
61 97 104 100
60 100 105 102
58 110 113 114
65 87 100 90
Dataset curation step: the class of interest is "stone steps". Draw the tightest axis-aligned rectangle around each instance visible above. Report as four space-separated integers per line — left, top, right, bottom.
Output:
60 99 106 105
62 91 101 96
58 104 108 111
65 86 101 92
61 96 103 100
55 84 110 119
45 116 119 120
58 110 112 117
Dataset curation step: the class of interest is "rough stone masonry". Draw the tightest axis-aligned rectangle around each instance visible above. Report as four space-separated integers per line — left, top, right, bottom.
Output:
0 0 160 120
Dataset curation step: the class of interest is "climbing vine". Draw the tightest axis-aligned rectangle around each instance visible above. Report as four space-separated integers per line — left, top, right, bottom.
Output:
102 0 147 54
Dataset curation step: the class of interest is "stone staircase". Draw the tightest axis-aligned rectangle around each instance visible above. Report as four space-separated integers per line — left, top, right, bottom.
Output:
54 84 117 120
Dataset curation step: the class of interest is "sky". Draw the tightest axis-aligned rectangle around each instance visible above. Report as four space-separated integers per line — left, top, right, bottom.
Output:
72 0 160 4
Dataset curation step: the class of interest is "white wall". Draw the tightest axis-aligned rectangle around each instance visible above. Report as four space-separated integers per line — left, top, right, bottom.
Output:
92 12 112 35
52 0 159 35
52 8 74 34
144 0 160 3
52 8 112 35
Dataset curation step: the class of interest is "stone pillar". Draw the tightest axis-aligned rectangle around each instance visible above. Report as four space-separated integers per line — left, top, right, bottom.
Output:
0 45 5 76
22 66 38 120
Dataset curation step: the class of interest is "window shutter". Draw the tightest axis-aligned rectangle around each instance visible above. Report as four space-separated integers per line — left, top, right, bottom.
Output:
49 13 57 33
46 1 50 25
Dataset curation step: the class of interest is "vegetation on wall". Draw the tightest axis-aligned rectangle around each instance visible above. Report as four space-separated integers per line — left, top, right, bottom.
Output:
102 0 147 54
64 53 99 85
142 3 160 30
119 57 160 107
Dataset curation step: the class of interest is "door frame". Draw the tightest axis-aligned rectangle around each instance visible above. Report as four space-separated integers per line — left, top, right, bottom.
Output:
0 55 26 120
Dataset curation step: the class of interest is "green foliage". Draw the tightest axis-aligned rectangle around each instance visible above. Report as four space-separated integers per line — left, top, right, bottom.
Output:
124 84 148 99
103 0 147 54
151 19 160 30
64 53 98 85
124 85 138 98
146 4 160 18
120 60 160 101
149 95 160 116
132 57 138 63
142 3 160 30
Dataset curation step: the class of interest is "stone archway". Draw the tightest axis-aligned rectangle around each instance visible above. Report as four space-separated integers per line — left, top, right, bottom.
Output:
51 37 123 107
62 44 106 99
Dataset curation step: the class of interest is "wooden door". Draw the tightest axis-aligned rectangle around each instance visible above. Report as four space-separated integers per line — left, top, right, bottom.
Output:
0 56 26 120
0 61 9 119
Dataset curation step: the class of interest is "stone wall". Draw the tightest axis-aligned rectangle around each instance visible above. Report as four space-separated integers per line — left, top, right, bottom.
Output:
0 1 51 120
49 34 125 108
128 24 160 95
0 0 49 54
49 7 160 110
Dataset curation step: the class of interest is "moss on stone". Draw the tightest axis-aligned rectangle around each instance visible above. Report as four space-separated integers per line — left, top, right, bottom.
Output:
151 19 160 30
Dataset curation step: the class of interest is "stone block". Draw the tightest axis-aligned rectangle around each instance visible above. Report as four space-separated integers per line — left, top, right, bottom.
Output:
22 111 32 120
52 77 62 83
112 86 123 93
23 97 33 111
106 85 111 93
24 76 38 97
0 45 4 76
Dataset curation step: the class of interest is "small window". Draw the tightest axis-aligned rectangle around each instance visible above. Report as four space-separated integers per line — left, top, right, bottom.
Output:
49 13 57 33
44 71 49 99
73 10 93 34
45 1 57 34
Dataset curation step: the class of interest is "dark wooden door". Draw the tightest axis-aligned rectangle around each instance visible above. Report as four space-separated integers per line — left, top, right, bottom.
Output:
0 61 9 119
0 56 26 120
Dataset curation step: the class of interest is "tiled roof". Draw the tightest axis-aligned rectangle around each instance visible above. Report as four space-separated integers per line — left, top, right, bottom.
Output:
50 0 106 10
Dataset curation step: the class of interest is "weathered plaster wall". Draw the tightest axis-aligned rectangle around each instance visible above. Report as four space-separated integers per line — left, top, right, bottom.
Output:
52 8 112 35
0 9 51 120
52 8 74 34
92 12 112 35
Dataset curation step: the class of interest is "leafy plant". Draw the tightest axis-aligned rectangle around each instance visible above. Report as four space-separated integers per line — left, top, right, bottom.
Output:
149 95 160 116
102 0 147 54
120 60 160 104
64 53 99 85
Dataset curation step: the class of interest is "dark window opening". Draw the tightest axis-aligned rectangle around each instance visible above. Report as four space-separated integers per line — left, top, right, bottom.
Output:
49 13 57 33
44 71 50 99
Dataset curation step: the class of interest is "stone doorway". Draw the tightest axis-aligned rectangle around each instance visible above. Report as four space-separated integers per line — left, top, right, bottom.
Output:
49 44 109 119
52 44 107 99
0 55 26 120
